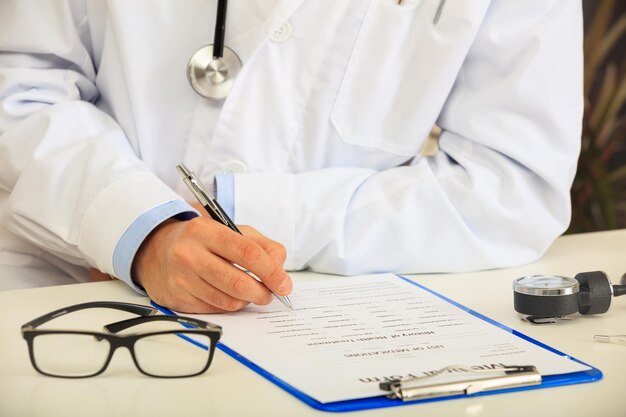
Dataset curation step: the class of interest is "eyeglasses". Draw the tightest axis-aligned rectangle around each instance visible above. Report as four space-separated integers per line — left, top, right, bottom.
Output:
21 301 222 378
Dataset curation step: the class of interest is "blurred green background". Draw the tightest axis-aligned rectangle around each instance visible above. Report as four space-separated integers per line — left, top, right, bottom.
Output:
570 0 626 233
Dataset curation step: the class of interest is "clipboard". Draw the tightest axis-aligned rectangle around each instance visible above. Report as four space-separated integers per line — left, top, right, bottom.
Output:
152 275 602 412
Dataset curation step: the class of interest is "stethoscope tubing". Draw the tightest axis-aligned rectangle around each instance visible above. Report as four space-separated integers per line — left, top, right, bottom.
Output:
213 0 228 59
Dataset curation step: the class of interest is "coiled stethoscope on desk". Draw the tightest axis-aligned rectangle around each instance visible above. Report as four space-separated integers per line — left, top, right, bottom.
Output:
512 271 626 324
187 0 242 100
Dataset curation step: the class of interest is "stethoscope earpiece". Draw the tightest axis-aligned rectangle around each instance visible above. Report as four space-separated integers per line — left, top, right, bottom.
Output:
513 271 626 324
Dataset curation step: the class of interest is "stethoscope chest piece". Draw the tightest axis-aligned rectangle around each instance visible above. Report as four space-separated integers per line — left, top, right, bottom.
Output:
188 45 242 100
513 271 626 324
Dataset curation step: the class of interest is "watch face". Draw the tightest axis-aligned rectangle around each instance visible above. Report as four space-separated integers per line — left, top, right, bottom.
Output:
513 275 580 296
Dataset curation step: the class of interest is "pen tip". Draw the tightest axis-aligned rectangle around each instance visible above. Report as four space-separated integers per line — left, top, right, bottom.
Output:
282 296 294 310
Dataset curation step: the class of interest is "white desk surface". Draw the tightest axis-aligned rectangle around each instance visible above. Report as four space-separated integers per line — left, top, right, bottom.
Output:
1 229 625 417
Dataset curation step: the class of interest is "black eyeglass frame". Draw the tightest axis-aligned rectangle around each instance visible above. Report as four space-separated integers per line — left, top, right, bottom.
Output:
21 301 222 378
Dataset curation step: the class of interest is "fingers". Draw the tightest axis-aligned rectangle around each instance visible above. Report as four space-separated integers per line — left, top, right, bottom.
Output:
175 272 253 313
188 202 287 266
188 200 288 268
150 282 241 314
192 252 274 306
147 263 257 313
239 225 288 266
203 224 292 296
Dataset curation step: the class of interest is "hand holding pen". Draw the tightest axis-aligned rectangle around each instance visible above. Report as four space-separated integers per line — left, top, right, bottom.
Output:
130 167 293 314
177 163 293 309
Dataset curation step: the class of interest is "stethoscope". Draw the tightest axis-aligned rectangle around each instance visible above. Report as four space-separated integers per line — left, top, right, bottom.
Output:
512 271 626 324
187 0 449 100
187 0 242 100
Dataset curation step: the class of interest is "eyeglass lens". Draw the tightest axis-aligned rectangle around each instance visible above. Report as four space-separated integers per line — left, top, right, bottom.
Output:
133 332 214 377
32 333 111 377
31 331 215 377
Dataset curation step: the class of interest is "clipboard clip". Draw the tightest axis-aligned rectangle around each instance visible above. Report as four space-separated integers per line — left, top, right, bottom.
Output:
379 365 541 402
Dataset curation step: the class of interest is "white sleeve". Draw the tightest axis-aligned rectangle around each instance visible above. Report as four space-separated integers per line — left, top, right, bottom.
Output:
232 0 583 274
0 2 181 275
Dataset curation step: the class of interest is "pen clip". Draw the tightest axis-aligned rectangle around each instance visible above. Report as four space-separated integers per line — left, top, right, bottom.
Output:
176 163 229 224
379 365 541 401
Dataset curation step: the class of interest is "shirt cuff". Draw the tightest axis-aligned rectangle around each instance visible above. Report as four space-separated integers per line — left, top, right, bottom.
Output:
215 174 235 219
112 200 199 294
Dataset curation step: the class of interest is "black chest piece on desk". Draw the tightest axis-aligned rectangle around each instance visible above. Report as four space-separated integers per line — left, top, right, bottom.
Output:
513 271 626 324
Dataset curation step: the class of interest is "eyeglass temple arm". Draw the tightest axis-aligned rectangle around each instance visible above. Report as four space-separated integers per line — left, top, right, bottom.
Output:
103 315 222 334
22 301 157 330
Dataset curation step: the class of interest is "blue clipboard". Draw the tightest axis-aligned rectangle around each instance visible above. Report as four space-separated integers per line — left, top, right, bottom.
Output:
151 275 602 413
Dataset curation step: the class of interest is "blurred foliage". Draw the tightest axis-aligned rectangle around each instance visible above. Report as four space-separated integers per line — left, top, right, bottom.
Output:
569 0 626 233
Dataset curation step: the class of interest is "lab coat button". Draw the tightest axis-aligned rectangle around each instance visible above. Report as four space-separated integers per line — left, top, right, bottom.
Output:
223 160 247 174
270 21 292 43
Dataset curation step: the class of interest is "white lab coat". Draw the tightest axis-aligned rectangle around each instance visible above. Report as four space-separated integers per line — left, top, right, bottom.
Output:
0 0 582 289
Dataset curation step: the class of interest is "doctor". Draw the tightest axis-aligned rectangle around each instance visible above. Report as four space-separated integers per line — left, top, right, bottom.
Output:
0 0 582 313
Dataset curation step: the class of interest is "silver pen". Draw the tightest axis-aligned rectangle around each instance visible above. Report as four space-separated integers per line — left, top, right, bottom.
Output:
176 163 293 310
